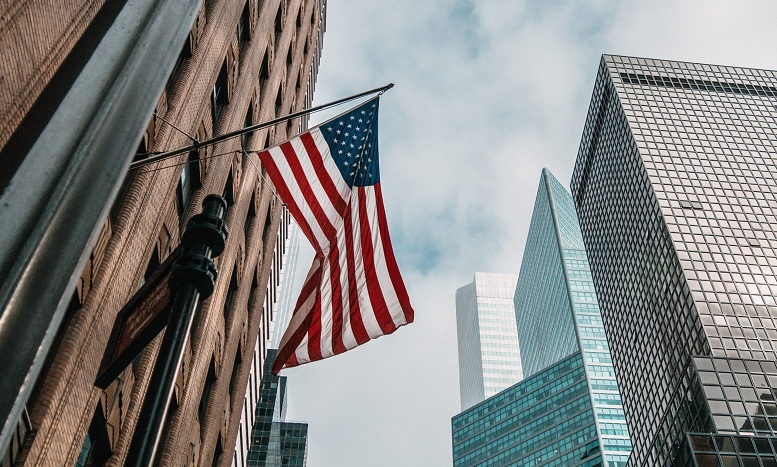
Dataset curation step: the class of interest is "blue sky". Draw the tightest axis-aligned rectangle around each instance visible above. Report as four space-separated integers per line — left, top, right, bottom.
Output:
282 1 777 465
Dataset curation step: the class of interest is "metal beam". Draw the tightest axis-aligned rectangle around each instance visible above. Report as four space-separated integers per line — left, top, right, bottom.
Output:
0 0 202 454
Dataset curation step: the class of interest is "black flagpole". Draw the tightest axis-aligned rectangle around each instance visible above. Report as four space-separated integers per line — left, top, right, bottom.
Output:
129 83 394 170
124 194 228 466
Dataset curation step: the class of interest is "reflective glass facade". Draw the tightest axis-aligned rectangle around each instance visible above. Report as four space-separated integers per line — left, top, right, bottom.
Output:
571 55 777 466
515 169 631 465
456 272 523 410
453 353 606 466
246 350 308 466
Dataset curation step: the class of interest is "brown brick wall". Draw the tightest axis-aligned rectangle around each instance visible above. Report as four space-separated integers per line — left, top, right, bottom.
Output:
0 0 106 150
8 0 325 465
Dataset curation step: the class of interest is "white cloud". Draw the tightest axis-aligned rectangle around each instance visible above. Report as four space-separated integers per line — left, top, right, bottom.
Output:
286 1 777 465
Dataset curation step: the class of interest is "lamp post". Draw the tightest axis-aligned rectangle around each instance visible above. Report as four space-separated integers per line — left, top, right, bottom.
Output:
125 194 228 466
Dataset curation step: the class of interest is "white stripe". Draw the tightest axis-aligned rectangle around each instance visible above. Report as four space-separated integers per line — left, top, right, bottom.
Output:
309 128 352 202
362 187 408 327
288 135 347 246
267 145 329 252
335 218 358 351
350 190 383 339
317 255 335 358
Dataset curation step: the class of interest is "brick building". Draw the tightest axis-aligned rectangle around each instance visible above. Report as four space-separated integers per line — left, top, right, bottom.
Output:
0 0 325 465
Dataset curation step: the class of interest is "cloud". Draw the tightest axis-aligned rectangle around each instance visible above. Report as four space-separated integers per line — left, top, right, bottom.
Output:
287 1 777 465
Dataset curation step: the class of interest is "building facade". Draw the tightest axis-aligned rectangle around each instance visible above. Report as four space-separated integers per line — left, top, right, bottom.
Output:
245 350 308 467
456 272 523 410
571 55 777 466
514 169 631 465
1 1 325 466
453 352 603 466
234 221 301 467
452 170 630 466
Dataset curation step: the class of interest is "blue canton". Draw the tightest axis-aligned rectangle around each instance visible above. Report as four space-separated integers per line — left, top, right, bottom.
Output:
320 98 380 187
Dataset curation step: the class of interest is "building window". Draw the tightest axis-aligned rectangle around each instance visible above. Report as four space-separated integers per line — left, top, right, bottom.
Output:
177 151 200 222
140 248 160 288
211 435 223 467
262 207 273 244
211 60 229 127
247 272 258 315
198 358 217 429
241 105 253 150
75 405 111 467
229 342 243 401
237 2 250 52
244 190 256 240
224 268 238 321
259 53 270 92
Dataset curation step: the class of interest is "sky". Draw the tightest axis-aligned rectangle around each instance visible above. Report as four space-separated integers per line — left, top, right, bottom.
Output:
281 1 777 466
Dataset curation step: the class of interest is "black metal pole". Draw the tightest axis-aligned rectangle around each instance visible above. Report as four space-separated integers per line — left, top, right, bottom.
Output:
129 83 394 170
125 195 228 466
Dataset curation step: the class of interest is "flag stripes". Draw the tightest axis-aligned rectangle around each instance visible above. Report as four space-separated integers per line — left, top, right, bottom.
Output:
259 108 413 373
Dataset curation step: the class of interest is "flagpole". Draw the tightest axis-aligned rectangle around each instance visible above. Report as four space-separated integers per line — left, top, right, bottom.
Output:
130 83 394 170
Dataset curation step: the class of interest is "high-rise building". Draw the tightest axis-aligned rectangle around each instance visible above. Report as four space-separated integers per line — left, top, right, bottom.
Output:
0 1 326 466
245 350 308 467
571 55 777 466
452 170 631 466
234 216 302 467
515 169 631 464
456 272 522 410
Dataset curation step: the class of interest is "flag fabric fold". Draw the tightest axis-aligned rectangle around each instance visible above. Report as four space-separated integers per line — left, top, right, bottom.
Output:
258 97 414 374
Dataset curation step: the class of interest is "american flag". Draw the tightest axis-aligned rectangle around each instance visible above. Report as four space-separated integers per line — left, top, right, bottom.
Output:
258 97 414 374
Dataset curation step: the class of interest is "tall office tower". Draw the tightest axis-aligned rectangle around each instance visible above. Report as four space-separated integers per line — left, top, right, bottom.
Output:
456 272 523 410
245 350 308 467
571 55 777 466
233 219 301 466
0 1 326 466
452 170 630 467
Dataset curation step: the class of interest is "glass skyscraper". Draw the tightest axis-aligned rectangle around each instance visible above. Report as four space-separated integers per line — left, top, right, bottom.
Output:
246 350 308 467
571 55 777 466
456 272 523 410
452 170 631 466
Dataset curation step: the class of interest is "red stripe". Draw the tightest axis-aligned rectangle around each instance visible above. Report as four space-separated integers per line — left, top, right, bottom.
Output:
280 142 338 248
342 199 370 345
271 260 323 374
301 132 348 216
374 183 414 322
259 150 321 252
357 188 396 334
305 293 323 362
327 242 347 355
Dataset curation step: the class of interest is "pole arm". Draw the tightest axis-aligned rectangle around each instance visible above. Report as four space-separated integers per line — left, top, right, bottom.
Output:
129 83 394 170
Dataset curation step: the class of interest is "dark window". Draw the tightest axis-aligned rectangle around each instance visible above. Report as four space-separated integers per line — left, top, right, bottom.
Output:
74 405 111 467
244 190 256 240
237 2 250 52
140 248 160 288
166 40 192 97
222 172 234 215
211 436 223 467
262 207 273 243
259 53 270 86
241 105 252 150
224 268 238 321
176 151 200 222
211 60 229 126
247 272 259 314
198 358 217 427
275 88 283 115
